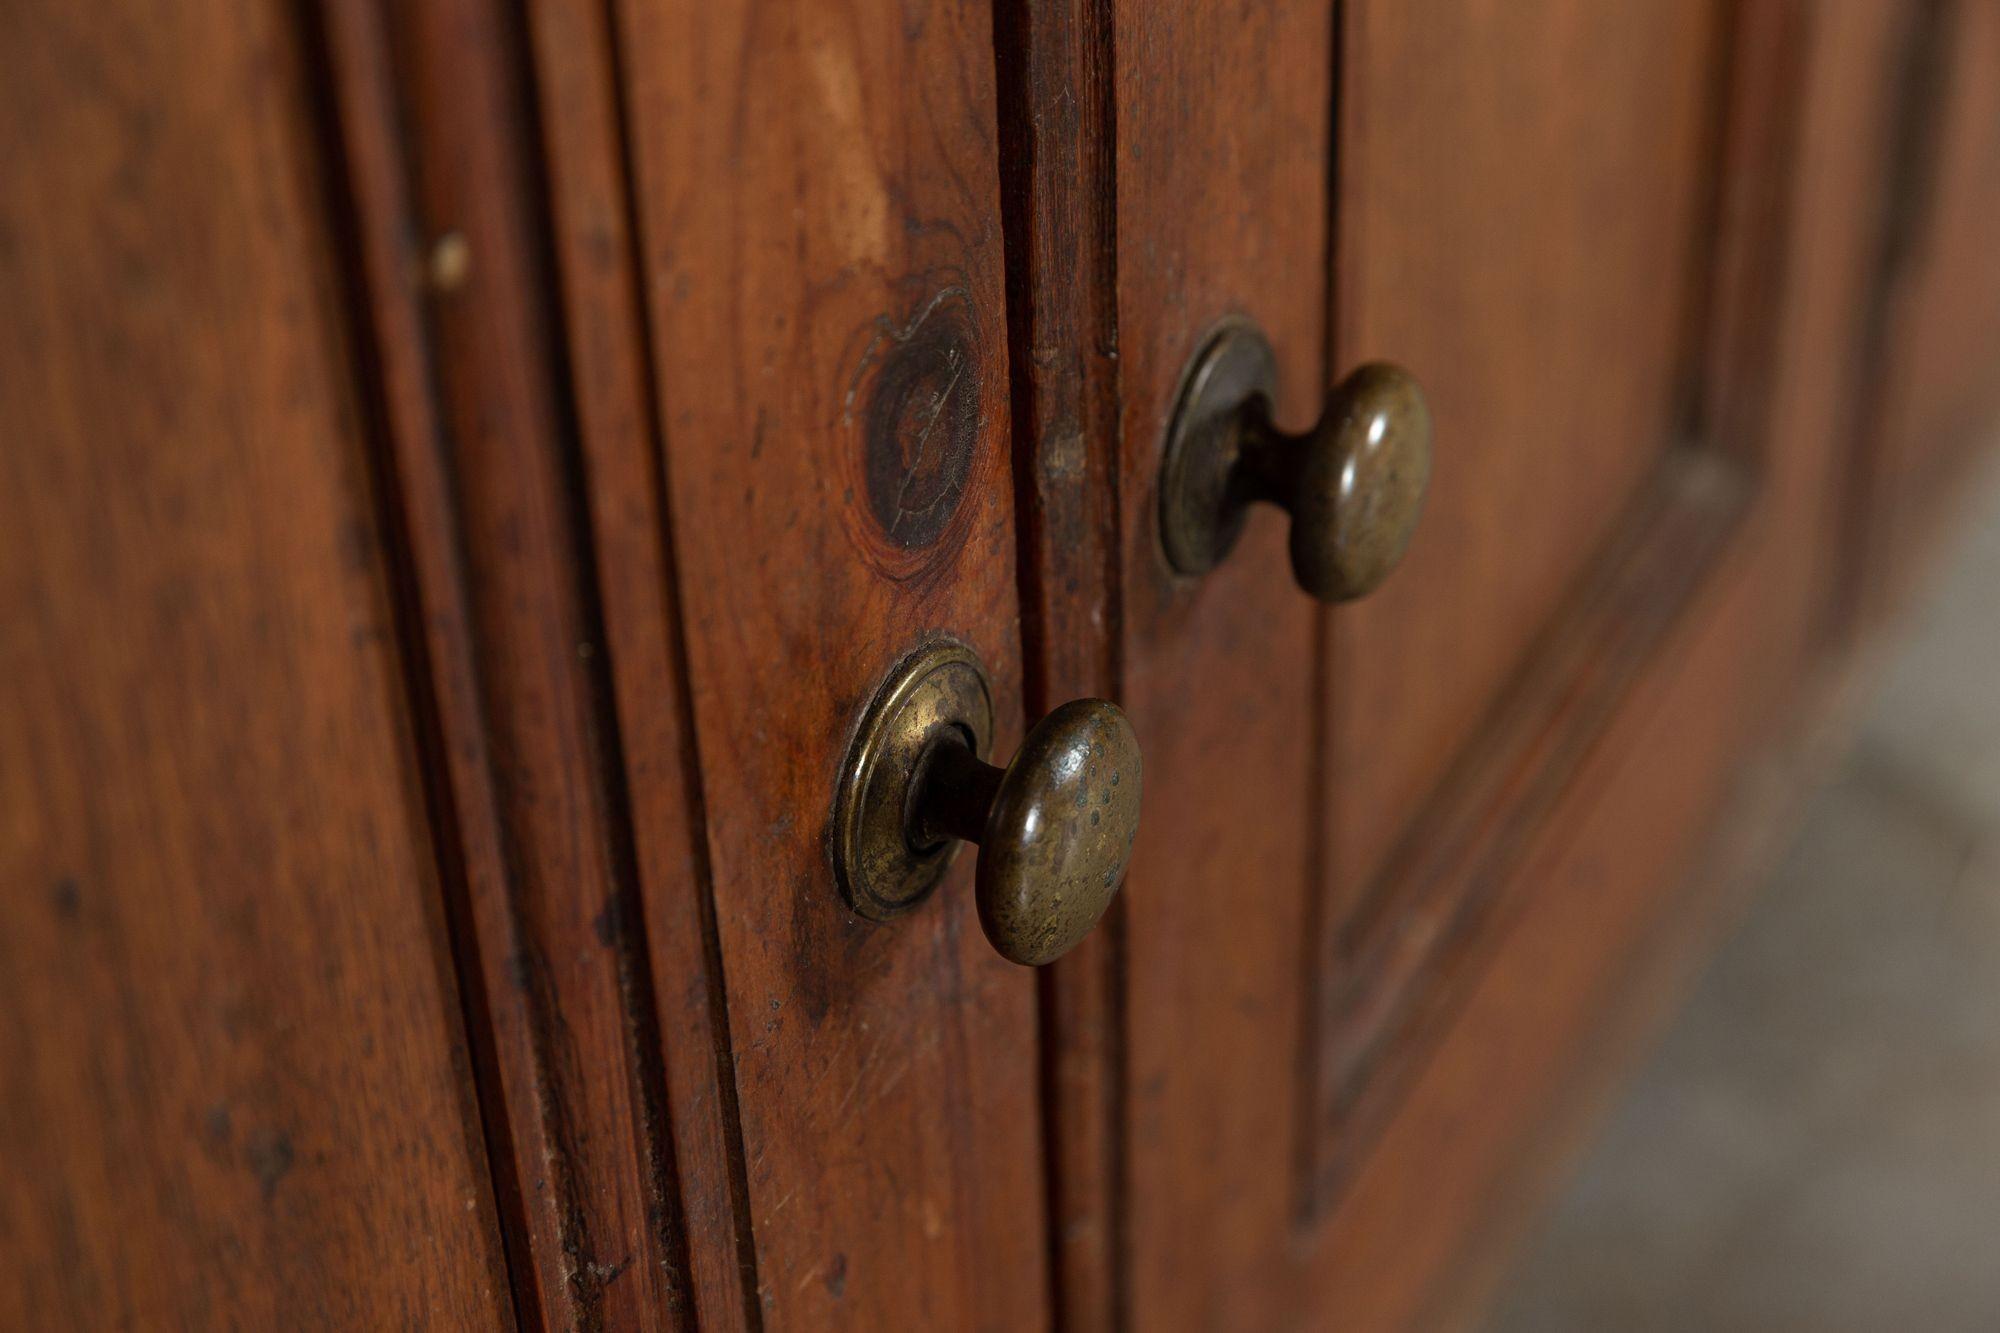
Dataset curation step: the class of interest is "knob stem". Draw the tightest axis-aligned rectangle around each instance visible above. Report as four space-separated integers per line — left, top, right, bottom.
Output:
1230 397 1310 512
908 732 1001 850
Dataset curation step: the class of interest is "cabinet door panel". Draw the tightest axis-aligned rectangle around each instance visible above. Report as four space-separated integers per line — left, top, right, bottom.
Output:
1303 3 1908 1324
1071 1 1896 1326
1324 2 1729 929
610 2 1046 1327
1306 0 1738 1202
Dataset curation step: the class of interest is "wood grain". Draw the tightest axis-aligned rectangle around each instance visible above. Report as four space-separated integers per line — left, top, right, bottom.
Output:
1109 0 1335 1326
990 0 1126 1326
520 0 767 1325
1310 450 1750 1207
1097 0 1890 1324
1324 0 1732 933
1301 0 1800 1217
0 0 512 1324
1305 3 1914 1324
316 1 692 1324
611 1 1048 1326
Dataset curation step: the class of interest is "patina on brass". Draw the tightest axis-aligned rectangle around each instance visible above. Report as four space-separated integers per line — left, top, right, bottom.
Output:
833 639 995 921
833 639 1141 966
1159 318 1433 602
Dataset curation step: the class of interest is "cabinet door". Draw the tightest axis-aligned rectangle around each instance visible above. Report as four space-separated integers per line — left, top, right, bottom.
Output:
1305 0 1751 1212
1296 6 1832 1322
0 0 512 1324
526 2 1050 1328
1004 2 1911 1327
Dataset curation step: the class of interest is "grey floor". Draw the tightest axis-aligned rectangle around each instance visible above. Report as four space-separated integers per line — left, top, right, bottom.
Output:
1488 468 2000 1333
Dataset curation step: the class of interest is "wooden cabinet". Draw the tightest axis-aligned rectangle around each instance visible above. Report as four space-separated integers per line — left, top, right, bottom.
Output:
0 1 512 1323
5 1 1996 1329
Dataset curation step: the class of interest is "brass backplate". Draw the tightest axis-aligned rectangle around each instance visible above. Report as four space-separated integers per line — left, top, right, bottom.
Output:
1158 317 1280 576
832 638 995 920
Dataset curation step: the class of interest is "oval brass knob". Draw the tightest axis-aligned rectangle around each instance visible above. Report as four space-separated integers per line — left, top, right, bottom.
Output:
1159 319 1432 602
833 640 1141 966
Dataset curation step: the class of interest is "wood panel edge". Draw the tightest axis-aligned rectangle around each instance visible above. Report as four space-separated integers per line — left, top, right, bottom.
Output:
311 0 700 1323
990 0 1128 1327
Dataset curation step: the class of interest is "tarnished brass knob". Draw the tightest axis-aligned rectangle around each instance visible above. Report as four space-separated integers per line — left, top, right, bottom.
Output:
1159 318 1432 602
833 640 1141 966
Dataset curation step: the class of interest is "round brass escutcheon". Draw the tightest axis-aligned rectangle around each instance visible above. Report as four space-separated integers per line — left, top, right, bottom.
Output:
833 640 995 922
832 639 1141 966
1159 318 1432 602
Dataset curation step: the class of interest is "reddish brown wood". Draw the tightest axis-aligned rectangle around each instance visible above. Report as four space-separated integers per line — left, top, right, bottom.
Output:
1093 0 1896 1325
0 0 512 1324
991 0 1126 1326
520 1 762 1326
11 3 1995 1328
316 1 692 1325
1311 541 1808 1329
1844 0 2000 626
1301 0 1813 1215
1311 451 1750 1205
1323 0 1733 939
1306 0 1734 1200
609 0 1048 1326
1109 1 1336 1326
1305 3 1916 1324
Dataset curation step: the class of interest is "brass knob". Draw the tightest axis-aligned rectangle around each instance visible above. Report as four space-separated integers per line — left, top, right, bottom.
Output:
1159 319 1432 601
833 640 1141 966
